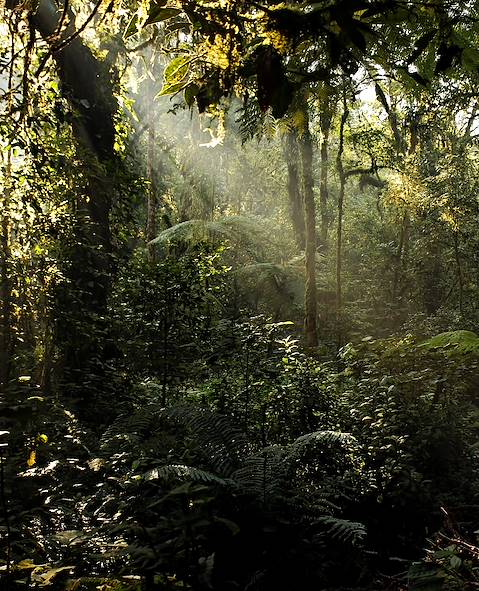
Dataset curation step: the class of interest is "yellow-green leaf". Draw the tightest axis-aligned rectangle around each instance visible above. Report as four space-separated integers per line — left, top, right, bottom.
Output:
123 13 138 38
157 80 190 98
164 55 190 85
145 6 181 26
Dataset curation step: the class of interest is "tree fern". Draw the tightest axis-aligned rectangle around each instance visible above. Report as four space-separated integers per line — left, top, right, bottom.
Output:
234 262 303 311
150 215 264 247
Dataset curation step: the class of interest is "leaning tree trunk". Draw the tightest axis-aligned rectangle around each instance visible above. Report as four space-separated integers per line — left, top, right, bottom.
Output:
299 107 318 348
9 0 118 414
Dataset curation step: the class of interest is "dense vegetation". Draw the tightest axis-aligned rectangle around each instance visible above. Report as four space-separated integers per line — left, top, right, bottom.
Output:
3 1 479 589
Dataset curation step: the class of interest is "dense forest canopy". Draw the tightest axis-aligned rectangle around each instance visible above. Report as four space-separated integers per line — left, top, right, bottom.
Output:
2 1 479 589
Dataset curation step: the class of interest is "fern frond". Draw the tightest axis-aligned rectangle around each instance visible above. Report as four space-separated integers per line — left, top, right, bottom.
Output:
236 99 264 143
100 405 164 456
165 405 250 476
149 215 274 259
144 464 234 486
232 446 287 505
149 219 227 246
245 569 267 590
235 262 292 284
316 516 366 547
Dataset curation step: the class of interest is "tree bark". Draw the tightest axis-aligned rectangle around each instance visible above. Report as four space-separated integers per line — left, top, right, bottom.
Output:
299 107 318 348
335 95 349 345
283 129 305 250
146 78 158 262
319 99 333 246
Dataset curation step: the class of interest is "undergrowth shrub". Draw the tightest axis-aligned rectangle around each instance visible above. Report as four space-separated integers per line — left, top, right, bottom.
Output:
337 334 479 558
89 404 370 590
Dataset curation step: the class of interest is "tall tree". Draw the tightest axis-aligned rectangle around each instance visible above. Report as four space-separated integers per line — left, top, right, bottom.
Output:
283 128 305 250
299 102 319 347
7 0 119 410
319 86 335 246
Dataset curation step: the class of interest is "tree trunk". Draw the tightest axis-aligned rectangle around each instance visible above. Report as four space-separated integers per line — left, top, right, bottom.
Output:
392 211 410 302
319 100 333 246
146 79 158 262
29 0 116 246
335 96 349 345
0 55 14 395
454 231 464 317
283 129 305 250
299 108 318 348
0 191 12 394
9 0 119 414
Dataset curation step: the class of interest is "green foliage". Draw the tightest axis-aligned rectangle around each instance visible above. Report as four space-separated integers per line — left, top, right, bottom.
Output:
419 330 479 354
337 335 479 556
109 245 228 389
6 2 479 590
88 402 369 590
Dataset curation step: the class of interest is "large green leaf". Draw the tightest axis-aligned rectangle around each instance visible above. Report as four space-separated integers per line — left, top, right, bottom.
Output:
158 55 191 96
145 6 182 26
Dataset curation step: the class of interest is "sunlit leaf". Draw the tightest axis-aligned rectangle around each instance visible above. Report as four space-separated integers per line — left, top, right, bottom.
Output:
164 55 190 83
31 565 74 586
144 7 181 26
158 55 191 96
157 80 190 98
123 13 138 38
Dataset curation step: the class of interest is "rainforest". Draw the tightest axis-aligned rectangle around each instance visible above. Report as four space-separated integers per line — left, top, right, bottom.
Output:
2 1 479 590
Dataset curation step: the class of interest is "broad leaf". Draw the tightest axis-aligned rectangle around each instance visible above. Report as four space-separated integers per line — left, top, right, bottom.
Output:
144 7 182 26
